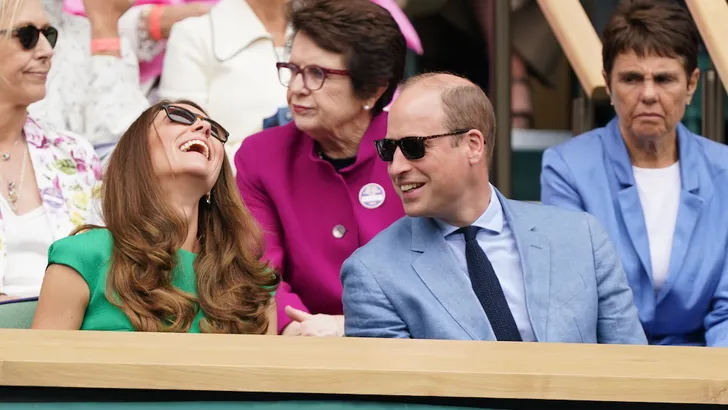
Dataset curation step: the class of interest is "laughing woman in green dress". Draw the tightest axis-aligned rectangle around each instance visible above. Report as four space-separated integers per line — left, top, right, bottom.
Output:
32 100 278 334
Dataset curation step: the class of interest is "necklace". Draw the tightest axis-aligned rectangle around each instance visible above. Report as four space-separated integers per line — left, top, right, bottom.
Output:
0 137 20 161
0 144 28 212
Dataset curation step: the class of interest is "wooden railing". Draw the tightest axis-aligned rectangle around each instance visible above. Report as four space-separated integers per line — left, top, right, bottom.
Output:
536 0 608 101
1 329 727 404
685 0 728 90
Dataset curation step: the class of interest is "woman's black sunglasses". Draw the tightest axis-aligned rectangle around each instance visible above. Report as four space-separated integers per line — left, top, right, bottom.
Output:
0 25 58 50
161 104 229 143
374 129 471 162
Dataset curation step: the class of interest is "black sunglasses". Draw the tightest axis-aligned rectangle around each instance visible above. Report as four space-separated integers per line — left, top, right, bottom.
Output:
161 104 229 143
374 129 471 162
0 25 58 50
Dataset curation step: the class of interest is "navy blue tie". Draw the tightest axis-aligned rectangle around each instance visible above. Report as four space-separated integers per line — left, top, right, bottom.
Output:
458 226 522 342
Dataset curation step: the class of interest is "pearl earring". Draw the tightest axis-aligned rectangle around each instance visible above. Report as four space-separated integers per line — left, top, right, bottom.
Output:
363 104 371 111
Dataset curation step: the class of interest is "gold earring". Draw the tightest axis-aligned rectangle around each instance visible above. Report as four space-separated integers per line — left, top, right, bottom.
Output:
205 192 211 205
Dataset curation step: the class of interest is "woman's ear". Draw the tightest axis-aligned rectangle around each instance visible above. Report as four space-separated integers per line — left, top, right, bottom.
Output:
686 67 700 105
602 69 612 101
366 84 390 110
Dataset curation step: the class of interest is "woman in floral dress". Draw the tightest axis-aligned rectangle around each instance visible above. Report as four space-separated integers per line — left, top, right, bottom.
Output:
0 0 102 301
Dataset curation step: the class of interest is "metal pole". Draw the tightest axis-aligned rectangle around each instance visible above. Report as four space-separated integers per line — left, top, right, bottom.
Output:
493 0 512 197
702 68 725 143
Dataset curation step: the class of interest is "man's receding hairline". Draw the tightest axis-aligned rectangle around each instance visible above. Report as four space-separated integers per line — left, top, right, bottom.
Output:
402 73 476 94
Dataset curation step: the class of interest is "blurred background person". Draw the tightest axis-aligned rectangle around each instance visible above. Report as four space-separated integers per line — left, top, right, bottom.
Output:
0 0 101 301
31 0 210 159
235 0 407 336
400 0 560 129
63 0 215 100
160 0 291 162
32 100 278 333
541 0 728 347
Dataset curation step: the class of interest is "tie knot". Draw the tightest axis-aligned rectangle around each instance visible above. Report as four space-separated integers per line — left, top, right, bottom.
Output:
457 225 480 242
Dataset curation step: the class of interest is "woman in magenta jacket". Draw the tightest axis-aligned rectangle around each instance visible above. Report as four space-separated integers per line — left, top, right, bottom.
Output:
235 0 407 336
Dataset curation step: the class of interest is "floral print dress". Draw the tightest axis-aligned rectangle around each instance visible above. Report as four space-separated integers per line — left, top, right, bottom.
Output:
0 116 102 296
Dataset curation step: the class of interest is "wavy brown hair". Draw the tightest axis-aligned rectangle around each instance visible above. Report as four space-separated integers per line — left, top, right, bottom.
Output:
78 99 279 333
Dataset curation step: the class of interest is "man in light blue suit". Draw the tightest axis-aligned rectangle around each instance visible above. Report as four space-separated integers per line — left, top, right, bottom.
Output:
541 0 728 347
341 73 646 344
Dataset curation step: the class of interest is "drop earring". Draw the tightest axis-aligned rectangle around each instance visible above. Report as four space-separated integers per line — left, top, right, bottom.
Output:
205 192 211 205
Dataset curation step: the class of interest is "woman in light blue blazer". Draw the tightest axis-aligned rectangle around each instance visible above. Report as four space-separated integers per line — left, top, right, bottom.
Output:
540 0 728 347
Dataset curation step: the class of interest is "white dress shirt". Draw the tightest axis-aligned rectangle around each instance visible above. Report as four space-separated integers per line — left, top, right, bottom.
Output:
633 161 681 291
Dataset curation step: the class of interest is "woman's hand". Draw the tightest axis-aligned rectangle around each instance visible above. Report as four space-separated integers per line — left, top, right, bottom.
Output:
283 306 344 337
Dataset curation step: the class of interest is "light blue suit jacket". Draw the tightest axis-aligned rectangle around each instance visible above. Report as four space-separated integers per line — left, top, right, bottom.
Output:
541 118 728 346
341 190 646 344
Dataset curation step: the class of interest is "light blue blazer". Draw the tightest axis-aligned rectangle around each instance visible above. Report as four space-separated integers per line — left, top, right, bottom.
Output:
541 118 728 346
341 190 646 344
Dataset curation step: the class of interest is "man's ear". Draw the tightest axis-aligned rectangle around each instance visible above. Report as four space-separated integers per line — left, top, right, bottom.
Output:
466 129 485 166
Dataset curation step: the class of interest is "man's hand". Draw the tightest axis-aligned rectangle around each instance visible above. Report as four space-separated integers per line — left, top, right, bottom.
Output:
283 306 344 337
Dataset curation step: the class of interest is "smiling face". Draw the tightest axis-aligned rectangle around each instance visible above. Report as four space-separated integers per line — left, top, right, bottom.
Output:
386 88 478 221
149 104 226 195
606 50 699 145
0 0 54 107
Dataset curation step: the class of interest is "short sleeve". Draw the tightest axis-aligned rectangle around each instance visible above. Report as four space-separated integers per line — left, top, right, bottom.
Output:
47 229 114 290
265 269 278 297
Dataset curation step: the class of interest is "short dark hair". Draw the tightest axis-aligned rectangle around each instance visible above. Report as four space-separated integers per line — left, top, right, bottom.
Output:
288 0 407 114
602 0 700 81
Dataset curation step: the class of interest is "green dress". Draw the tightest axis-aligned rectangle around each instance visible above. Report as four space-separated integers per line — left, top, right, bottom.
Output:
47 228 268 332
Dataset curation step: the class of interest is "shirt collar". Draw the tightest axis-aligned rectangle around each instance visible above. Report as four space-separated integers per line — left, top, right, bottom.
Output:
211 0 294 62
305 112 388 169
436 184 504 237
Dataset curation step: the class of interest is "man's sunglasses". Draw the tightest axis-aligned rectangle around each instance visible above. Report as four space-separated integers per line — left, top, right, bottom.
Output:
0 25 58 50
161 104 229 143
374 129 471 162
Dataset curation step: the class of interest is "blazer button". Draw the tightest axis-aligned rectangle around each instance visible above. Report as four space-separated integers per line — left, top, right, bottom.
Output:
332 224 347 239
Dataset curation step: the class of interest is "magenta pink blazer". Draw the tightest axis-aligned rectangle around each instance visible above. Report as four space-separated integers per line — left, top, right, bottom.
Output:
235 113 404 333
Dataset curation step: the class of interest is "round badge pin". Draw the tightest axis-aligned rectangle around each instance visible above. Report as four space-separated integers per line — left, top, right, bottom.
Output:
359 183 386 209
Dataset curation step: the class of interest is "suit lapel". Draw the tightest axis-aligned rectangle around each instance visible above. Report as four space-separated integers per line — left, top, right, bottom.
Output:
499 193 550 342
410 217 494 340
658 125 710 304
604 120 654 284
617 187 653 281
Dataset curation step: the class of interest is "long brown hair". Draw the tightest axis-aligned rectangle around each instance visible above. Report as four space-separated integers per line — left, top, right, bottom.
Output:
80 99 278 333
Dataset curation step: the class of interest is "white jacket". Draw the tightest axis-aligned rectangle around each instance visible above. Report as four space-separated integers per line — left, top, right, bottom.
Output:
159 0 290 163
